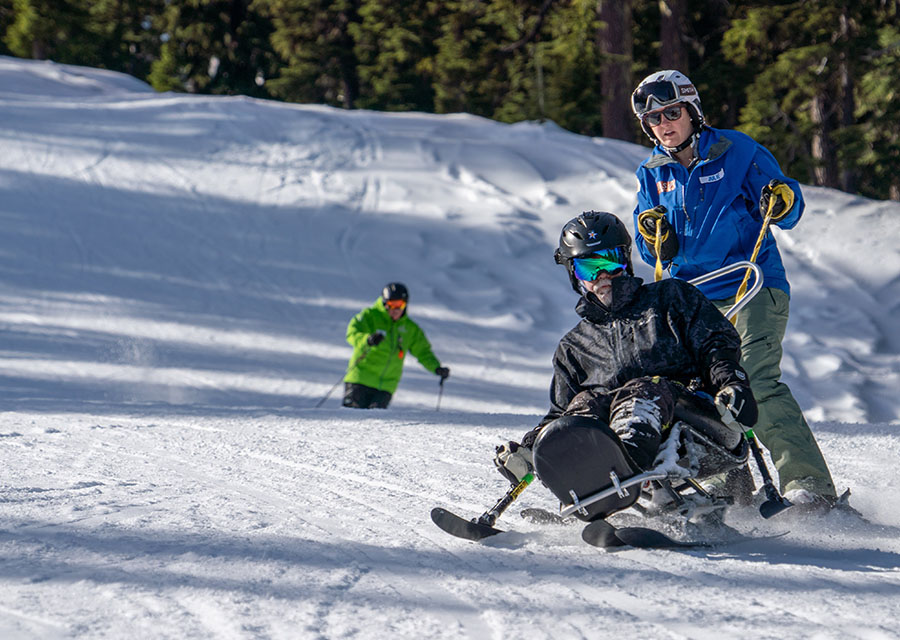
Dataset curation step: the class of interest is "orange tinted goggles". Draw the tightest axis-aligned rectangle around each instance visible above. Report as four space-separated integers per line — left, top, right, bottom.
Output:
384 299 407 310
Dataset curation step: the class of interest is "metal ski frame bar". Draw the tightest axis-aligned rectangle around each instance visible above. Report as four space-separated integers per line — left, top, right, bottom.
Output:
560 469 669 519
687 260 763 320
559 425 690 519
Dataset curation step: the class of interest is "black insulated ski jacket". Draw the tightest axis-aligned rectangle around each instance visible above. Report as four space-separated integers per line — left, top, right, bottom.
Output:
527 275 745 444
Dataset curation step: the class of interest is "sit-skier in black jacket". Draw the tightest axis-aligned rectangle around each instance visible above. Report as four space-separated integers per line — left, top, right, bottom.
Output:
494 211 759 483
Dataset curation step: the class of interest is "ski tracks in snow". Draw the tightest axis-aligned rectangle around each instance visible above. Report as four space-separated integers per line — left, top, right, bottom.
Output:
2 411 900 638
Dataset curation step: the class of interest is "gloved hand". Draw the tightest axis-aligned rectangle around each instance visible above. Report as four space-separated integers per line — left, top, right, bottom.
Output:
493 441 534 485
435 366 450 380
759 179 795 221
366 330 386 346
715 384 758 430
637 205 678 261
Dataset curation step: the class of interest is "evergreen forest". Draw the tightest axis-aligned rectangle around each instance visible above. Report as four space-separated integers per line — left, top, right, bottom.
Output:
2 0 898 200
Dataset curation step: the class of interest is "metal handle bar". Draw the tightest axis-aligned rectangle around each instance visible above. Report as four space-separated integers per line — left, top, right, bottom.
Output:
687 261 763 320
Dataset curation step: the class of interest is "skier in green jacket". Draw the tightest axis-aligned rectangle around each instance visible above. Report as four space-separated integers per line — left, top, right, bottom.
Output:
343 282 450 409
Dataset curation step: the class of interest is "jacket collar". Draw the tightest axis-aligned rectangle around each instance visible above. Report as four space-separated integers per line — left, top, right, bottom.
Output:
575 276 643 320
645 127 732 169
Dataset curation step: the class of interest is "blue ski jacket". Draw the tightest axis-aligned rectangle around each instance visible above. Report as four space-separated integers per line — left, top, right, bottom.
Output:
633 126 804 300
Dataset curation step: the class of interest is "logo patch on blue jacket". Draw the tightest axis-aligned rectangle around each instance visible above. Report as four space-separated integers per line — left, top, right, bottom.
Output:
699 169 724 184
656 180 676 193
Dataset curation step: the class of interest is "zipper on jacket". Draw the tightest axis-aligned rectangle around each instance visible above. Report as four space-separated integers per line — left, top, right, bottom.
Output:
377 323 397 390
680 183 690 221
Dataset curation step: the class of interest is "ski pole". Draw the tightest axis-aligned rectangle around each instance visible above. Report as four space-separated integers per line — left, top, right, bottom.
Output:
314 346 371 408
436 377 445 412
745 430 792 518
476 473 534 527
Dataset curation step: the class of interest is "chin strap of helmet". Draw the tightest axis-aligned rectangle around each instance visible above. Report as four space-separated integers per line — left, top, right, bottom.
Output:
661 125 703 154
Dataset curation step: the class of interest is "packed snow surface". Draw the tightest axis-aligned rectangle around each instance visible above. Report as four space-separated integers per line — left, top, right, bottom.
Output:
1 56 899 639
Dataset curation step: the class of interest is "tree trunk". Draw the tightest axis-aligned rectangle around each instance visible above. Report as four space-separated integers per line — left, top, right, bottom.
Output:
810 91 838 188
337 3 360 109
597 0 633 142
32 40 49 60
838 7 856 194
659 0 688 72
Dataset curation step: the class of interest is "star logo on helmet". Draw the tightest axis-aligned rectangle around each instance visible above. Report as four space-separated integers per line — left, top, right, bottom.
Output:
588 231 597 239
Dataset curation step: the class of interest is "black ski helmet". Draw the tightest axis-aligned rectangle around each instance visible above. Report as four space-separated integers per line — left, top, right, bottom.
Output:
555 211 633 293
382 282 409 302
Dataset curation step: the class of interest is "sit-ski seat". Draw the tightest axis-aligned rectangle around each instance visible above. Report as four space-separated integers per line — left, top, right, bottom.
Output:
532 388 749 523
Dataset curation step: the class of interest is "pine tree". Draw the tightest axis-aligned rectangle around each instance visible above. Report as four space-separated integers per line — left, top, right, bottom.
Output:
5 0 95 63
88 0 166 80
0 0 14 55
259 0 361 107
431 0 508 118
433 0 598 130
540 0 603 135
851 16 900 200
148 0 276 98
721 2 845 187
350 0 441 112
722 1 897 200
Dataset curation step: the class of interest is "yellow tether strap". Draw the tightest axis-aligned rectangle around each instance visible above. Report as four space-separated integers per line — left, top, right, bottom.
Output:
653 219 664 282
731 194 778 324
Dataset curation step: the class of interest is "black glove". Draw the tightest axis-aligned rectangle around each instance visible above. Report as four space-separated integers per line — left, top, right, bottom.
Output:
366 330 386 346
636 205 678 261
706 353 748 388
493 441 534 485
715 384 758 430
435 366 450 380
759 179 795 221
706 354 757 428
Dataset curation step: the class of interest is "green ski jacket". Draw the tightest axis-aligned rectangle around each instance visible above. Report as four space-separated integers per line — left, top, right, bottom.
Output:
343 297 441 393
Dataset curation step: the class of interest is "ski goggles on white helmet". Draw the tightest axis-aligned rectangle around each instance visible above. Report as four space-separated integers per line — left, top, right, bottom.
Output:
631 78 697 117
572 247 629 281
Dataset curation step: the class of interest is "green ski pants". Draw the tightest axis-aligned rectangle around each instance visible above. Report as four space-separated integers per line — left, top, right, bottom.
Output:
713 287 836 497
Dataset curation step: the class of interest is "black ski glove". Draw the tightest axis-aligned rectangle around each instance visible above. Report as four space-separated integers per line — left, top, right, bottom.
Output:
715 384 758 430
636 205 678 261
706 353 749 389
759 179 795 221
706 354 758 429
493 441 534 485
366 330 386 346
435 366 450 380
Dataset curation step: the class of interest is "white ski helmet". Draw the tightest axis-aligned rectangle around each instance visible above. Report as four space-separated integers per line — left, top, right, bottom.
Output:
632 70 705 148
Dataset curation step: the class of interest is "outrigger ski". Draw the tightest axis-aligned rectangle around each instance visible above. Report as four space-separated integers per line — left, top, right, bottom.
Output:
431 504 676 547
433 505 785 549
430 507 504 541
582 519 709 549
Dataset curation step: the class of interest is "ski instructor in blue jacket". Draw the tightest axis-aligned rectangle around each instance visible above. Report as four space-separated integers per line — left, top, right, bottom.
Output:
629 70 838 512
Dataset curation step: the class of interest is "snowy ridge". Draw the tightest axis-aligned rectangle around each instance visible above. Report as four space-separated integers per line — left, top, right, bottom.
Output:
0 56 899 638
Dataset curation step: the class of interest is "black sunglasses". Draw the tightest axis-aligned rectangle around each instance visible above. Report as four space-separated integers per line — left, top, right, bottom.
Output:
643 105 684 126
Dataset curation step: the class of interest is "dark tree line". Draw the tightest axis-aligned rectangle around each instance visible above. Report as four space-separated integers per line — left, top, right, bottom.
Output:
2 0 898 200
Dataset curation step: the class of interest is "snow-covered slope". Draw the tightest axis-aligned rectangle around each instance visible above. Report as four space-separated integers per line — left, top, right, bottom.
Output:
1 56 899 639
